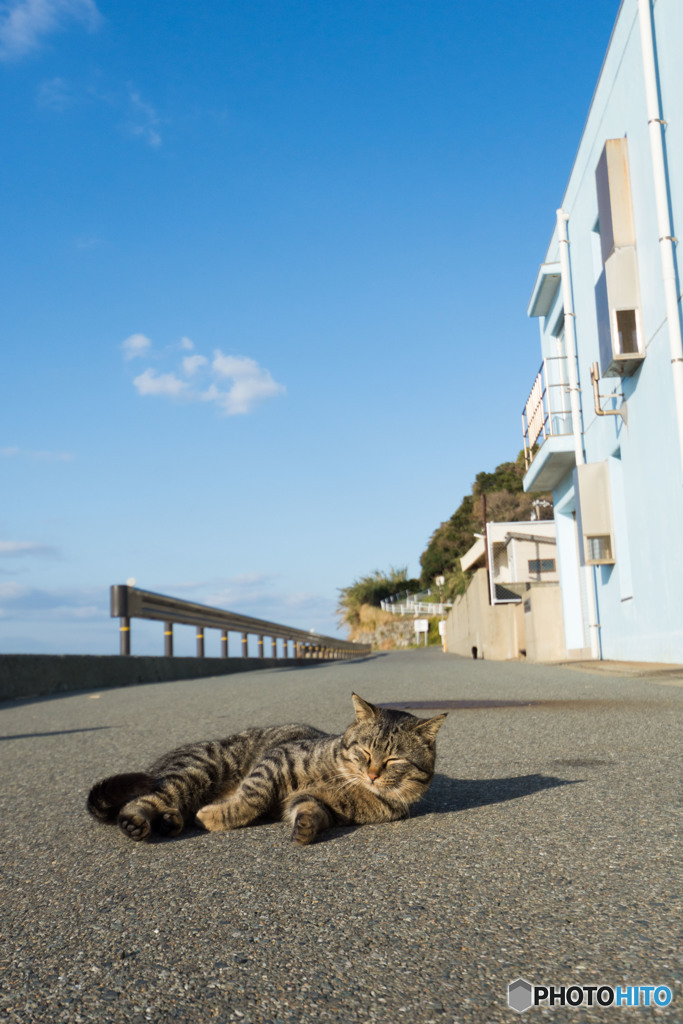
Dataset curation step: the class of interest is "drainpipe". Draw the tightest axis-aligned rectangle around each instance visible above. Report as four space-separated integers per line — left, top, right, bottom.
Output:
557 210 602 659
557 211 585 467
638 0 683 481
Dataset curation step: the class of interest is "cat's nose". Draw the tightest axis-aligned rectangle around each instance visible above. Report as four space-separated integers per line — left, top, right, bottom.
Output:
367 769 380 781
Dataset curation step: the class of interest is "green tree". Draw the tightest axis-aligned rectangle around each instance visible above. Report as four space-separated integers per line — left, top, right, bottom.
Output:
337 567 421 630
419 451 552 587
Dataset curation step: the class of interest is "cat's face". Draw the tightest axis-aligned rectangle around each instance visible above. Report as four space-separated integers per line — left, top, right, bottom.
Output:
341 693 446 804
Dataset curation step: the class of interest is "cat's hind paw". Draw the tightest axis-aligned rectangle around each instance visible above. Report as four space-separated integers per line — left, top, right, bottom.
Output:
157 809 184 837
118 810 151 841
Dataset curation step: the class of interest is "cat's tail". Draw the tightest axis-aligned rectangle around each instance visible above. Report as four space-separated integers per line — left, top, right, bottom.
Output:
86 772 157 823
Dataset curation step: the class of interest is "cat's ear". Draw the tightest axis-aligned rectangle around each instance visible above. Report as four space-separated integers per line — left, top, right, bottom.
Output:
351 693 380 721
412 713 447 741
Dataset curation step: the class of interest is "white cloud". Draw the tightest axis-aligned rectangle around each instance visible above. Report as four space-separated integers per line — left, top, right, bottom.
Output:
75 234 102 250
208 350 286 415
127 88 162 148
126 337 285 416
122 332 152 360
1 445 74 461
182 354 208 376
0 0 101 61
0 581 31 600
0 541 57 557
133 368 187 397
0 581 106 622
37 74 71 110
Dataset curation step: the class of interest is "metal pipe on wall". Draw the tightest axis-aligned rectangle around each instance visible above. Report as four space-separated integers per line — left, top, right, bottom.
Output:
638 0 683 482
556 209 602 660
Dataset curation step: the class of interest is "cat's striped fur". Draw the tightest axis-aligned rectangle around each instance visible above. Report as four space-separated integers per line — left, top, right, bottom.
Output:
87 694 446 845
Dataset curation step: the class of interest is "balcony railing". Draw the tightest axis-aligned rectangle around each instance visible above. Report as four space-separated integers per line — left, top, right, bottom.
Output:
522 356 573 469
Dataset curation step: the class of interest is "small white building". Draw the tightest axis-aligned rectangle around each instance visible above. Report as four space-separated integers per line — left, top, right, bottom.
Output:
461 521 559 603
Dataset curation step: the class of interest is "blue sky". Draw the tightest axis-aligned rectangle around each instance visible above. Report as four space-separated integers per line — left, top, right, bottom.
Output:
1 0 620 655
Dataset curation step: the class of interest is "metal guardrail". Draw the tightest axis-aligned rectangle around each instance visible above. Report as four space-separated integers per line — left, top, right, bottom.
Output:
110 585 371 661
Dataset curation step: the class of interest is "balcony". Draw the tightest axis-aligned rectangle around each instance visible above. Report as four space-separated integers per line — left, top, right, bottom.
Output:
521 356 577 493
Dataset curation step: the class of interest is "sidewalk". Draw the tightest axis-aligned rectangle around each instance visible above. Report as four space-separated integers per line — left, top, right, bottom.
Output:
558 659 683 684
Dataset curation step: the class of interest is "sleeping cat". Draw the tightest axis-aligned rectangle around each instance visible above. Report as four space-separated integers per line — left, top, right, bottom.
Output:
87 693 446 845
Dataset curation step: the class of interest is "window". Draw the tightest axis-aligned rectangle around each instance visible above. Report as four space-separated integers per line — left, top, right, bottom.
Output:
528 559 556 574
586 535 613 563
614 308 640 354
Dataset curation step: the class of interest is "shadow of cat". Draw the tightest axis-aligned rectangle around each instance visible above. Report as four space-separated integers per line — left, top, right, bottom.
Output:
413 771 581 817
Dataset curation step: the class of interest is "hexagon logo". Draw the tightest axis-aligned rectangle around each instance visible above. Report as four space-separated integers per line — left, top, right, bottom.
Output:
508 978 534 1013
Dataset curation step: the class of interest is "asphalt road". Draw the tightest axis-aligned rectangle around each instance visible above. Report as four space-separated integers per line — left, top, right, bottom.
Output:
1 649 681 1023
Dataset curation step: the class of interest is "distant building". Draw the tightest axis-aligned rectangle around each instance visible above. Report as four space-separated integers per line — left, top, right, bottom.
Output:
522 0 683 662
461 521 559 601
444 521 565 662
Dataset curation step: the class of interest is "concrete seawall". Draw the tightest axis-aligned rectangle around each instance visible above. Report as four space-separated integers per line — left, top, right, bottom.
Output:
0 654 319 701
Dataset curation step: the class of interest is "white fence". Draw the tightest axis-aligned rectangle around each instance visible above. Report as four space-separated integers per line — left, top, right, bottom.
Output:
380 590 453 617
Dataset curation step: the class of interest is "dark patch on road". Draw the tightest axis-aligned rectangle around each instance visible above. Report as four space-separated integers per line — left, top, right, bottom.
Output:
381 699 539 710
0 726 114 741
552 757 612 768
379 698 670 712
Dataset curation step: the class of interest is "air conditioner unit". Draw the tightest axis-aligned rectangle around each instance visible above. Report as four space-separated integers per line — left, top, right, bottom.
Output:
576 461 616 566
595 139 645 377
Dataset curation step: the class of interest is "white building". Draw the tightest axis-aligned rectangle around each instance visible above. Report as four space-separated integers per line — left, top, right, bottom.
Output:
522 0 683 662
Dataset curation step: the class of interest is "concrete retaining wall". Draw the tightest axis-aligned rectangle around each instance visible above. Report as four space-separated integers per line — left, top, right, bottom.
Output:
443 570 525 660
0 655 320 702
523 585 566 662
443 570 566 662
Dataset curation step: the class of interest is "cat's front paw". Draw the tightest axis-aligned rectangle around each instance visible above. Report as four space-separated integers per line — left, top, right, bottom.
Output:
290 812 319 846
195 803 228 832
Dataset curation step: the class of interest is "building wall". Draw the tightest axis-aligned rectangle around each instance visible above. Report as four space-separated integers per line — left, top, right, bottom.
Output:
444 570 524 660
523 585 567 663
524 0 683 663
501 536 559 585
443 570 565 662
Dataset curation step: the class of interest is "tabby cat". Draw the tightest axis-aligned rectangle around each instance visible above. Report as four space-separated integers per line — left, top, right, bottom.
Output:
87 693 446 845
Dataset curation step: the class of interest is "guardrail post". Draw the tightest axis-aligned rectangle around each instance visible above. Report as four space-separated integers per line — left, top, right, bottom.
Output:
120 617 131 655
271 638 277 658
164 622 173 657
111 585 131 655
258 636 264 658
242 633 248 657
221 630 228 658
196 628 205 658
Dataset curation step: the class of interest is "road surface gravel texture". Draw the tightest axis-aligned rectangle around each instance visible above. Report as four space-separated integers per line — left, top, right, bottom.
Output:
1 649 680 1024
